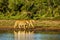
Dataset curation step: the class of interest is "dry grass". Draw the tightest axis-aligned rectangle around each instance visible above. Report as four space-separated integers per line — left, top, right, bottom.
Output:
0 20 60 29
35 20 60 28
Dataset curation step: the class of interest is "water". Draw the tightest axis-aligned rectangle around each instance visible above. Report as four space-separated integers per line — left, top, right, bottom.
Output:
0 31 60 40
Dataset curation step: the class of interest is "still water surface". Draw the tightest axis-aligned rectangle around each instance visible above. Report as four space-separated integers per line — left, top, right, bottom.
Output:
0 31 60 40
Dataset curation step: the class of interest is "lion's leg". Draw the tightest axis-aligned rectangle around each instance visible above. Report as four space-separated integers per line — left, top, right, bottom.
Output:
26 21 30 28
29 20 34 28
14 22 18 28
24 25 25 29
18 24 21 28
21 25 23 28
24 24 26 29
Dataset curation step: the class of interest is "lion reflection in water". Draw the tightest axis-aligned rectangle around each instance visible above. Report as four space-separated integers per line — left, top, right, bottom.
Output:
14 20 35 29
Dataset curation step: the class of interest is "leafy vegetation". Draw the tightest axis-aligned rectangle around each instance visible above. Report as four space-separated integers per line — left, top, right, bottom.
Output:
0 0 60 20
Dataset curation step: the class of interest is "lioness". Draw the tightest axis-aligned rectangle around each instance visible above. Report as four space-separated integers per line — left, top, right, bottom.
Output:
14 20 35 29
26 20 35 28
14 20 27 29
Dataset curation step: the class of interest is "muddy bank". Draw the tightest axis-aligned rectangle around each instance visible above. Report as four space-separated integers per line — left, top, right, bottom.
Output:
0 27 60 32
0 20 60 31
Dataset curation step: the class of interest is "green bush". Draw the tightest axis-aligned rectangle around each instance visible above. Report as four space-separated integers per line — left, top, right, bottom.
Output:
0 0 60 20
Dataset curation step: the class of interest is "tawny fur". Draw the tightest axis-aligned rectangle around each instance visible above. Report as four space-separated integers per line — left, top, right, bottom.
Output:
14 20 35 29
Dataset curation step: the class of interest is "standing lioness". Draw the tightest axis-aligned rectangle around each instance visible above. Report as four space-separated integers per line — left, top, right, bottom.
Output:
14 20 35 29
